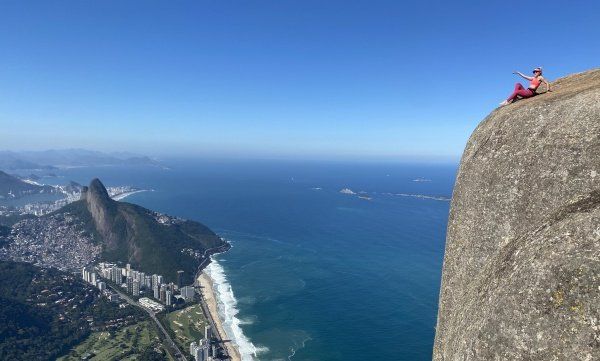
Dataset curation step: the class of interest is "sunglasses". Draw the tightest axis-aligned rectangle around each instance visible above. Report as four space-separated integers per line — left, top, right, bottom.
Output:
533 70 541 73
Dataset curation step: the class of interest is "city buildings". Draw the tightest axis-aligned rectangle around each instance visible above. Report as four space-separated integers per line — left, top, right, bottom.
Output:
166 290 173 306
1 214 101 271
125 277 141 297
133 280 140 296
84 263 124 303
160 284 167 303
111 266 122 284
139 297 165 312
95 262 195 308
127 277 134 294
204 325 211 340
190 342 198 359
81 267 96 285
181 286 195 301
190 338 212 361
189 325 215 361
177 270 184 288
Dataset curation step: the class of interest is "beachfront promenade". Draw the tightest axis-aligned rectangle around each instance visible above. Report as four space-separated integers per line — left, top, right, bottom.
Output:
191 243 241 361
199 294 231 359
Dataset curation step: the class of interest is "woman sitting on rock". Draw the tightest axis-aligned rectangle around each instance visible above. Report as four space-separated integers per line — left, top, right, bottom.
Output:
500 67 551 106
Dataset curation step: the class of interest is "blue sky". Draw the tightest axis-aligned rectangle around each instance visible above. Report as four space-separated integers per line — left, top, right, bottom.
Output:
1 1 598 161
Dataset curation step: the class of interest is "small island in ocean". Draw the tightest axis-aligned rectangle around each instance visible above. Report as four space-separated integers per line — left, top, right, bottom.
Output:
412 177 432 183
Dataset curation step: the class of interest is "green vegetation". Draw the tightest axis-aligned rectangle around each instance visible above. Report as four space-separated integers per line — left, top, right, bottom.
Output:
0 261 146 361
163 304 210 353
108 202 224 284
57 321 171 361
56 178 227 284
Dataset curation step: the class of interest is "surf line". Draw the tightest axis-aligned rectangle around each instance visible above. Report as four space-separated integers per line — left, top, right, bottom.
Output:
204 258 268 360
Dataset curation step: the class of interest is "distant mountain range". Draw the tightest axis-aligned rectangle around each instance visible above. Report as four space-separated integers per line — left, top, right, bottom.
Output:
0 149 164 170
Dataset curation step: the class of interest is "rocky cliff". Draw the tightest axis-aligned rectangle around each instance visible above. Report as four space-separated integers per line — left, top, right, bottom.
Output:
81 179 120 249
434 69 600 360
62 179 228 283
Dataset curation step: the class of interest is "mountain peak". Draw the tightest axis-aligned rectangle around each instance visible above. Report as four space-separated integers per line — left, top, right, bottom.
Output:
57 177 228 283
81 178 111 203
80 178 118 247
89 178 110 199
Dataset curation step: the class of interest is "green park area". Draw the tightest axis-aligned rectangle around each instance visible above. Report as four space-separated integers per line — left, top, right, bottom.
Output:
164 303 210 352
57 321 173 361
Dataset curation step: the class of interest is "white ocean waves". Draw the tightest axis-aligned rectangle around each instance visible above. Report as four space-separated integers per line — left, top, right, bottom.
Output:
111 189 148 201
205 259 268 361
238 316 256 325
383 192 450 201
288 335 312 360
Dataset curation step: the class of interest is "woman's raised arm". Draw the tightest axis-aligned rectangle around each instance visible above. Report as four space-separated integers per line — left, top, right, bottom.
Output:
513 71 533 81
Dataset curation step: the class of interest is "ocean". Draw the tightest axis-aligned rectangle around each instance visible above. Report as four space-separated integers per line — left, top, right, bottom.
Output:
49 159 456 361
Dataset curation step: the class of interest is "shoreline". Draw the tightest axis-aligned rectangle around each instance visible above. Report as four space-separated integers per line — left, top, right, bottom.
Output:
198 272 242 361
111 189 148 201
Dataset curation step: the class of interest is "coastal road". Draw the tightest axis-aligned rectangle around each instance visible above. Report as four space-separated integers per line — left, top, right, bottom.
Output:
106 284 188 361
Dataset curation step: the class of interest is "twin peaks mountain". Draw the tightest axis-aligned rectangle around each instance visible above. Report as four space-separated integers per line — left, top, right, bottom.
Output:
60 179 228 284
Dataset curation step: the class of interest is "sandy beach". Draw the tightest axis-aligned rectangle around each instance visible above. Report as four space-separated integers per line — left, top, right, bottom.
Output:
111 189 147 201
198 273 242 361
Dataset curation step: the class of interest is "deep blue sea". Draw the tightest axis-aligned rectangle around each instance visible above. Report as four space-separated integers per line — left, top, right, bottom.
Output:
48 159 456 361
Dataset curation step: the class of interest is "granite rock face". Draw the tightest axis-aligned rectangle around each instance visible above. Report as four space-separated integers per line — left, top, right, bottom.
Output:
81 178 120 249
434 69 600 360
74 178 226 284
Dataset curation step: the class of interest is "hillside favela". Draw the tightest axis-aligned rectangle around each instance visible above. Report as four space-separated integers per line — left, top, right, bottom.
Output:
1 167 232 361
1 2 600 361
